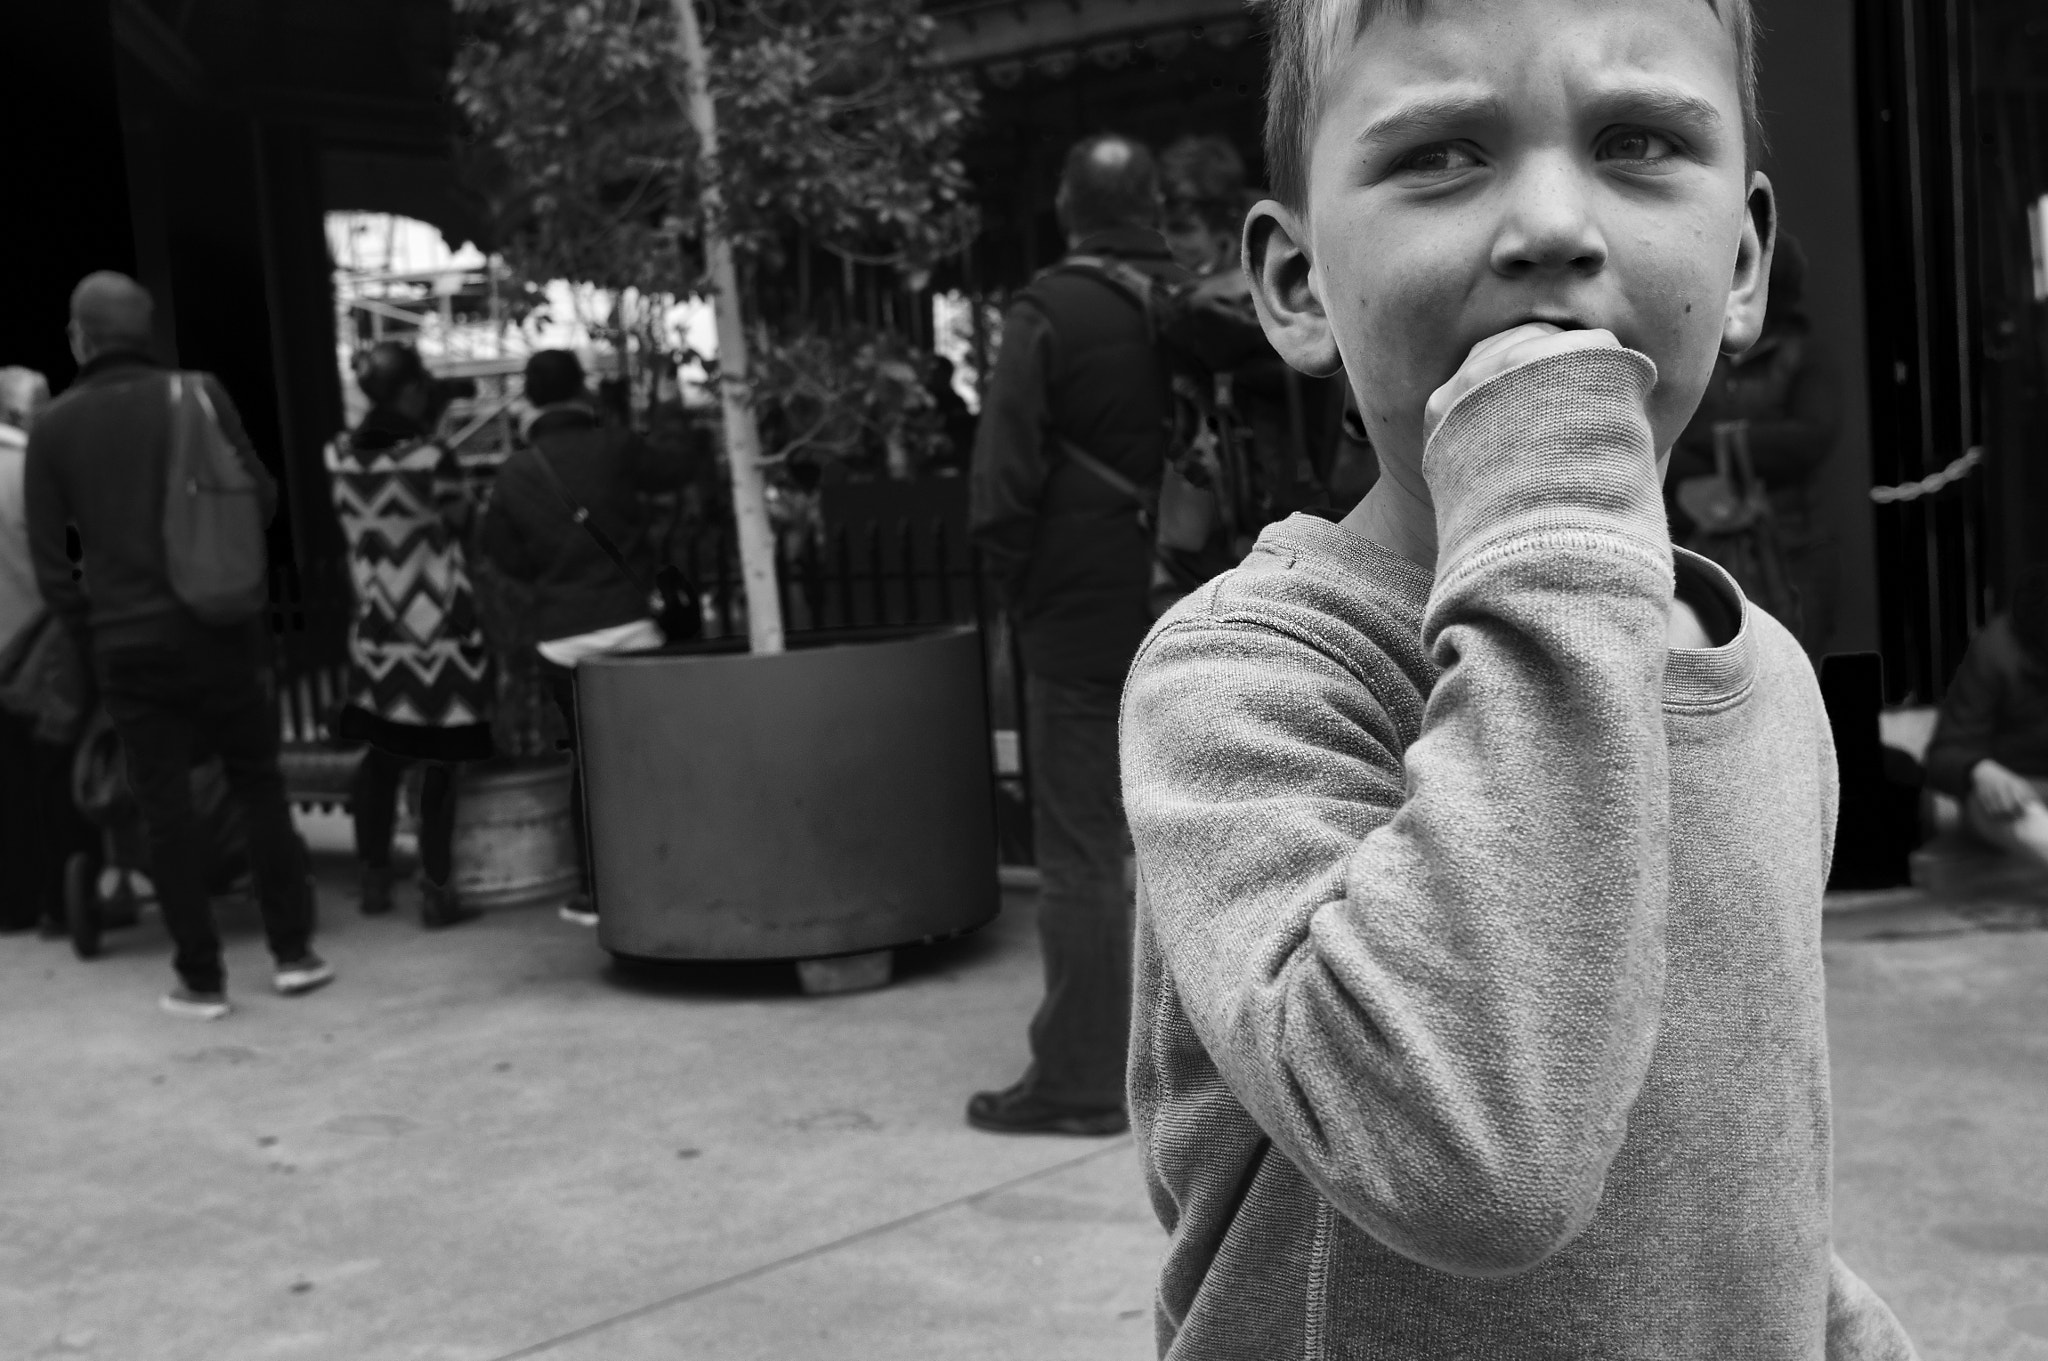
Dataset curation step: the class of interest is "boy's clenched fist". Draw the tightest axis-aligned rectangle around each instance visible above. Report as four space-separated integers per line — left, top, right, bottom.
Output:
1424 323 1623 444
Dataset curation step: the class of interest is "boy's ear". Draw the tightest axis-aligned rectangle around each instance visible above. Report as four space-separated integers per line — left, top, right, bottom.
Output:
1243 200 1342 378
1721 172 1778 356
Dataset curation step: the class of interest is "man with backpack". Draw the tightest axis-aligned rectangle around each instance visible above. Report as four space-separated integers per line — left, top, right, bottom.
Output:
965 133 1193 1136
24 272 330 1020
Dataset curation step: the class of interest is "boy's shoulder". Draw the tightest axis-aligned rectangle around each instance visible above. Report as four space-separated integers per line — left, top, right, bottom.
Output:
1134 512 1437 691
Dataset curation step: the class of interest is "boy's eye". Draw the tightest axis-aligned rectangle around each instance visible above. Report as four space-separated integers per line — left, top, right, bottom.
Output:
1394 142 1483 176
1599 127 1679 163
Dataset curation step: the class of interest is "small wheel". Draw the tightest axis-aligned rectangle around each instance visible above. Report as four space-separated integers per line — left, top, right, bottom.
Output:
65 853 103 961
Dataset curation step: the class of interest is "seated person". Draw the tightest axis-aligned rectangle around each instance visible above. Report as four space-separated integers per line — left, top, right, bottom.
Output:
1923 563 2048 875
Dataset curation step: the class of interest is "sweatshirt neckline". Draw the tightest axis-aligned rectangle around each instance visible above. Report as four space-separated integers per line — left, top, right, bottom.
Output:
1270 515 1756 708
1662 548 1758 707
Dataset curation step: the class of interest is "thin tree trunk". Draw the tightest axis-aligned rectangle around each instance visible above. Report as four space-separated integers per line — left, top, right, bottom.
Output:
673 0 784 655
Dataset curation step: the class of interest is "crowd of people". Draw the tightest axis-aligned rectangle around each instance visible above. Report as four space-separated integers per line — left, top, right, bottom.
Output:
0 273 706 1014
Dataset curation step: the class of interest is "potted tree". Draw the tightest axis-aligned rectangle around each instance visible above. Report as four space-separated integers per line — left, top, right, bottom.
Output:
453 0 996 988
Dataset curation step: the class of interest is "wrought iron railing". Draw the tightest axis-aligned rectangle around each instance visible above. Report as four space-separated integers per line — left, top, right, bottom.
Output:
268 506 1033 860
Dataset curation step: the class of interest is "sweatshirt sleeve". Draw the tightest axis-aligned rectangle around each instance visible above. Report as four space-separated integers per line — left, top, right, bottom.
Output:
1826 1253 1920 1359
1922 622 2007 799
1122 347 1674 1279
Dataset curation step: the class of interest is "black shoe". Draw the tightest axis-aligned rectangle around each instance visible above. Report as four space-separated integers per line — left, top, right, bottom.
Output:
359 866 395 917
420 880 481 931
273 954 336 997
966 1083 1128 1137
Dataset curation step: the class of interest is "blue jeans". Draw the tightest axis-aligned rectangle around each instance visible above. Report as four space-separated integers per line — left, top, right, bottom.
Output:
1020 671 1135 1110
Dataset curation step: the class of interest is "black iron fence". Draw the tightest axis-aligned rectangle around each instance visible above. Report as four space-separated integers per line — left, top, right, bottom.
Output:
692 520 983 639
269 507 1034 860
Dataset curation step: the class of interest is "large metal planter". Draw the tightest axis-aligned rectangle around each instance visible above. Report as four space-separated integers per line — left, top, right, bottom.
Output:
576 625 1000 961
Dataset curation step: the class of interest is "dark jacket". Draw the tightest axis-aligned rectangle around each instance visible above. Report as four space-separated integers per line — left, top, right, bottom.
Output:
1923 614 2048 797
477 404 694 643
969 226 1190 682
1666 324 1841 545
25 352 278 656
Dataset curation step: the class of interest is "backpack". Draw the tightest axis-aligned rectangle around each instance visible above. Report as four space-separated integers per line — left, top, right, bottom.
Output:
164 373 269 625
1034 256 1275 615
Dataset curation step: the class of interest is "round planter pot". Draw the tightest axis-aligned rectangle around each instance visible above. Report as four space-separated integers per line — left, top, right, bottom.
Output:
450 756 581 909
576 625 1000 961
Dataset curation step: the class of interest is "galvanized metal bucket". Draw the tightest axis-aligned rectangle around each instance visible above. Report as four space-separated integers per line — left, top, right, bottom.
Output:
451 757 581 909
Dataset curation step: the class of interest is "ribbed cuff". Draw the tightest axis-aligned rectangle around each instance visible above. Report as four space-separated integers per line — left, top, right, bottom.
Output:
1423 347 1668 578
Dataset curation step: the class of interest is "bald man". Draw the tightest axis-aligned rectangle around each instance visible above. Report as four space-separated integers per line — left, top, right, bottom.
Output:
965 134 1189 1135
25 271 332 1018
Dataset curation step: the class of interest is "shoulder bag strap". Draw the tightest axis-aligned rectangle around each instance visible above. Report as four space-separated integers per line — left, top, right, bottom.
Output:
1056 436 1155 530
524 442 652 596
1050 256 1159 344
1058 434 1208 592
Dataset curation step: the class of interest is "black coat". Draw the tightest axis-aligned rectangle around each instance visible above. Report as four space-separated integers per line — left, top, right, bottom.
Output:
968 227 1190 683
477 406 695 643
25 352 278 656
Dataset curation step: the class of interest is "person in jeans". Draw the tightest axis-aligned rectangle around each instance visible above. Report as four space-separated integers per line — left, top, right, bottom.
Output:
476 350 694 925
966 133 1191 1135
25 272 329 1019
325 342 494 929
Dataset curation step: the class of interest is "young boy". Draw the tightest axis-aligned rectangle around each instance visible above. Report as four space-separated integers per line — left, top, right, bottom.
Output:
1118 1 1922 1356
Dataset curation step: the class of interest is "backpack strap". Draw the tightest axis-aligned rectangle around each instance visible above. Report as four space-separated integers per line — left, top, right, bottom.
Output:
1040 255 1161 344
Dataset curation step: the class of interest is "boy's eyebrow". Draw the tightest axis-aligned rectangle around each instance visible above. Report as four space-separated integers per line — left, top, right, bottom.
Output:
1349 85 1729 154
1351 92 1508 154
1583 84 1728 138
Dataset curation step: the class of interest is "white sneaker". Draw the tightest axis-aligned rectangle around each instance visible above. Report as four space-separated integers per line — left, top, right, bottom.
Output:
161 986 232 1021
558 896 598 927
274 954 336 996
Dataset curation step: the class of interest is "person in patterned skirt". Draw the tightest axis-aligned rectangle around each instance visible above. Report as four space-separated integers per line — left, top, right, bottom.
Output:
326 342 494 929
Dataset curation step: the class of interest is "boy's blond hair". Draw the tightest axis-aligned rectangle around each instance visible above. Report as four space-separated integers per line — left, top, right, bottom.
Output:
1258 0 1764 212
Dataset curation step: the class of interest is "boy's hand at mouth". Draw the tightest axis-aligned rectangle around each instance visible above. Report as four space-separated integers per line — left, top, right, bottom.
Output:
1424 322 1622 443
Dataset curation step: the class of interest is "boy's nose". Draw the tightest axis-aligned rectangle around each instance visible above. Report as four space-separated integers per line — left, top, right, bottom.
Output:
1490 156 1609 279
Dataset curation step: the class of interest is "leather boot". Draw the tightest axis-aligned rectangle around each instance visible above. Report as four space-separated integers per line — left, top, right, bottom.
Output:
420 878 481 930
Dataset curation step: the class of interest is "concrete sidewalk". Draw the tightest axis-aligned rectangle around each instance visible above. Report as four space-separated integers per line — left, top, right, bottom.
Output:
1 829 2043 1359
2 844 1159 1361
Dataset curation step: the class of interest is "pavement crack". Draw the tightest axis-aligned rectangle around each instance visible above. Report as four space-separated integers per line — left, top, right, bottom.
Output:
484 1137 1134 1360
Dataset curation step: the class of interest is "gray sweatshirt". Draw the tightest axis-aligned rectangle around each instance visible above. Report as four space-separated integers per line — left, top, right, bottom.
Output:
1120 348 1918 1359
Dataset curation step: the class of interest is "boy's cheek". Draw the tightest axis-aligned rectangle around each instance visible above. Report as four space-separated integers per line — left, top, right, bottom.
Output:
1647 367 1714 452
1343 292 1463 406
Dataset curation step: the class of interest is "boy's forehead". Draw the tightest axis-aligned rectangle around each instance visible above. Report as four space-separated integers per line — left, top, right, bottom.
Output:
1335 0 1739 99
